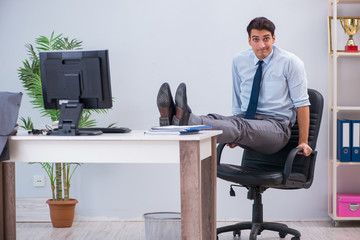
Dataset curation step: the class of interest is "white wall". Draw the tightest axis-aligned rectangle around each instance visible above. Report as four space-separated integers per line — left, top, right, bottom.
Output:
1 0 331 220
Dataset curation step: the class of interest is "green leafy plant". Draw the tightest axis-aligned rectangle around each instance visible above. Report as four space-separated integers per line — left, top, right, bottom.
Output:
19 117 34 130
28 162 81 201
18 32 110 201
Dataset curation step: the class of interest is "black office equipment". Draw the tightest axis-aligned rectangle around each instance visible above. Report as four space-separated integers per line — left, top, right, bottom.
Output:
216 89 323 240
39 50 113 136
78 127 131 134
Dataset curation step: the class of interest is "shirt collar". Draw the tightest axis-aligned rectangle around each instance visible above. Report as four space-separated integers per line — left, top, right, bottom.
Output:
252 45 275 66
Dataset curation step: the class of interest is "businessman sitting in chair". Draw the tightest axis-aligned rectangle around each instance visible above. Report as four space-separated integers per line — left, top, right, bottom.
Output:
157 17 324 240
156 16 312 157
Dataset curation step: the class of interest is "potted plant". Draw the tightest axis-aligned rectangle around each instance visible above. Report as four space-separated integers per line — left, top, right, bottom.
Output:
18 32 110 227
29 162 81 227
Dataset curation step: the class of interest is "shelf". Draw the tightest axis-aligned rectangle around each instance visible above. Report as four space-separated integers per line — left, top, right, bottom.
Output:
329 213 360 221
330 159 360 166
331 0 360 4
328 0 360 224
331 106 360 111
337 0 360 4
331 52 360 57
329 16 360 19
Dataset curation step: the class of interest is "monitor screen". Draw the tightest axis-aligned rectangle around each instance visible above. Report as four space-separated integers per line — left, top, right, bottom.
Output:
39 49 112 135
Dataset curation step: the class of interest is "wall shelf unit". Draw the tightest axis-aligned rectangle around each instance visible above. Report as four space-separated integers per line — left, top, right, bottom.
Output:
328 0 360 226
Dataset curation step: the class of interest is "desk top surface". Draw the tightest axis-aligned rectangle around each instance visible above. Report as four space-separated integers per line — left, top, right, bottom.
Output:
8 130 222 163
10 130 222 142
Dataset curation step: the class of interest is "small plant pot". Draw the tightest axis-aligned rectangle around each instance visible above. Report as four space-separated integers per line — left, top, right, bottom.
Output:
46 199 78 228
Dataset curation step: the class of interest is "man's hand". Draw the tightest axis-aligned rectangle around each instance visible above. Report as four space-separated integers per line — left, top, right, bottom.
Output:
226 143 237 148
296 142 312 157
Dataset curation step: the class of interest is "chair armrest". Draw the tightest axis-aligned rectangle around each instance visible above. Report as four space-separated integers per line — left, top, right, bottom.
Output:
283 147 318 186
282 147 304 184
216 143 227 165
283 149 318 186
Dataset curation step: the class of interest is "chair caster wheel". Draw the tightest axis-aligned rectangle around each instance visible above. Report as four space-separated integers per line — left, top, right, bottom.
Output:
233 230 241 237
279 232 287 238
291 237 300 240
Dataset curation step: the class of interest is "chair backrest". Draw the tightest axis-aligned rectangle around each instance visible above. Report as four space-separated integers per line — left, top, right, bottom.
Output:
241 89 324 176
0 92 23 161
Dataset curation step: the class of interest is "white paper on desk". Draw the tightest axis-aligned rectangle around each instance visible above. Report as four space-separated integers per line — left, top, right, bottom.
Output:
144 130 200 135
150 125 212 132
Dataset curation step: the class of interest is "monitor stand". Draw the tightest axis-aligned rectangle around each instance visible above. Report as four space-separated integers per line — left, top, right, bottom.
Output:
47 101 102 136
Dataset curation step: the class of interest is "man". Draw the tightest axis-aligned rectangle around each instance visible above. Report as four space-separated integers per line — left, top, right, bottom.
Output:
156 17 312 157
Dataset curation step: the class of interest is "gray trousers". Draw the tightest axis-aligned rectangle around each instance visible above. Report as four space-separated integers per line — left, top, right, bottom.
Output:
189 113 291 154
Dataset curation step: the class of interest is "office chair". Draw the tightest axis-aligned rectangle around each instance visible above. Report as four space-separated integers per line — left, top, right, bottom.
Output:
216 89 323 240
0 92 22 161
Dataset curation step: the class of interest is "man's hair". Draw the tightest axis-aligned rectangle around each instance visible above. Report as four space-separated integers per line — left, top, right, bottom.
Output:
246 17 276 37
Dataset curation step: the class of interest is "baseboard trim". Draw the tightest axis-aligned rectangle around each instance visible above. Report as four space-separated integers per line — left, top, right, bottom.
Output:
16 198 330 223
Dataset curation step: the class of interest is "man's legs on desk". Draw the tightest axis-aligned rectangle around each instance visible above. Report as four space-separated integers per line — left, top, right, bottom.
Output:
189 113 290 154
156 82 291 154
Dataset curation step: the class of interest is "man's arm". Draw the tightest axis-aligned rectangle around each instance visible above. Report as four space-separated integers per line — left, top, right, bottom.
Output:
297 105 312 156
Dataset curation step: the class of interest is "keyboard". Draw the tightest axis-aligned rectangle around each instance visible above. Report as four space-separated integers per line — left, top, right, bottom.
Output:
78 127 132 133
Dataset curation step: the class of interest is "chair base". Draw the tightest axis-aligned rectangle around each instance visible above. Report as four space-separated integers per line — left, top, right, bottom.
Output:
217 221 301 240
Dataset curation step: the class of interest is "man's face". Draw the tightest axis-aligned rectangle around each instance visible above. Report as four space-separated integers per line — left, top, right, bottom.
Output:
248 29 275 60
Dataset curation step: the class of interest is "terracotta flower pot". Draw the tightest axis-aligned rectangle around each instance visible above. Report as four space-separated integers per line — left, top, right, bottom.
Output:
46 199 78 228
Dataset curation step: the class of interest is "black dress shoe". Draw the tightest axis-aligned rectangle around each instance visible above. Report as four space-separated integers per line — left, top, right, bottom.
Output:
172 83 192 126
157 82 176 126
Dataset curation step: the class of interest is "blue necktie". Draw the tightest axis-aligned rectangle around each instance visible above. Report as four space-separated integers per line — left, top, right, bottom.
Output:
245 60 263 119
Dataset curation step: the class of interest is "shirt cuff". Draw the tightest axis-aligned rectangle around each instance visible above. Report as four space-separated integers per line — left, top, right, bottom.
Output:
293 99 311 108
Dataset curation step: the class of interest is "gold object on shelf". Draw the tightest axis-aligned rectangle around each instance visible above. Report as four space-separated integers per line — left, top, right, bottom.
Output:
340 17 360 51
328 16 360 53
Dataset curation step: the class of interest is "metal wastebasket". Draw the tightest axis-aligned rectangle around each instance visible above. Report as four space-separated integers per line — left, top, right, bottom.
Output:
143 212 181 240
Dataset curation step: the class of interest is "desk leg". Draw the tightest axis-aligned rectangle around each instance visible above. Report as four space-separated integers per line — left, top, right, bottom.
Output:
179 138 217 240
180 140 201 240
201 136 217 240
0 162 16 240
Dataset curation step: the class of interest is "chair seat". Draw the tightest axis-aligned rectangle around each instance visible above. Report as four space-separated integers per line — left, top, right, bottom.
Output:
217 164 307 187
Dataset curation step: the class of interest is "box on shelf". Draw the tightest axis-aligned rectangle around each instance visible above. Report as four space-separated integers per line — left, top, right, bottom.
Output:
337 193 360 217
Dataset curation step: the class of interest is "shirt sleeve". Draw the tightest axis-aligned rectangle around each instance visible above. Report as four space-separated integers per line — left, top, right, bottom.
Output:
232 57 242 115
286 55 310 108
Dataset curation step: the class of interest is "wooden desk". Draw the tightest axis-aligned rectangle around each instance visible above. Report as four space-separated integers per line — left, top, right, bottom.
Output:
1 130 222 240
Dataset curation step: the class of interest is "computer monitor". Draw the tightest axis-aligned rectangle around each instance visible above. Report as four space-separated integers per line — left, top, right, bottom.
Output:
39 49 112 136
